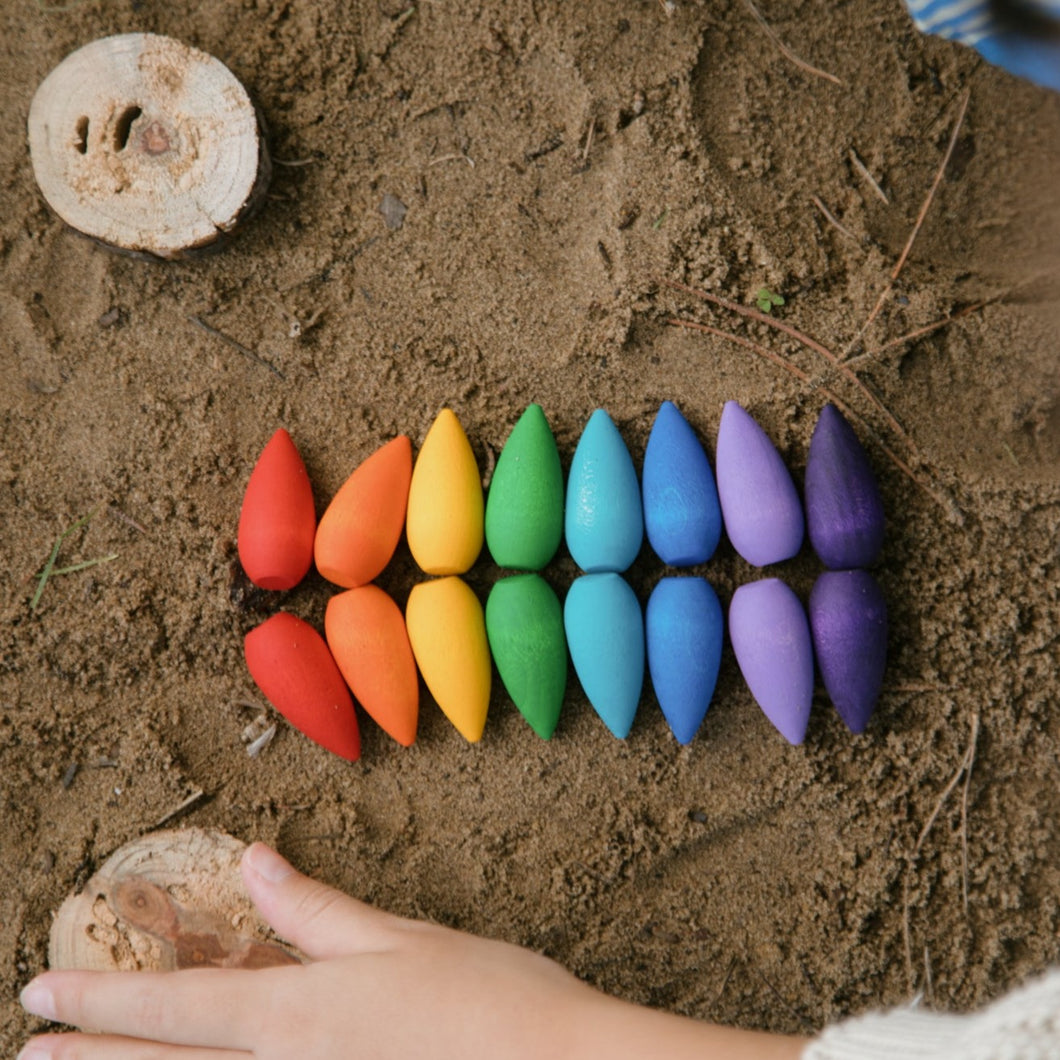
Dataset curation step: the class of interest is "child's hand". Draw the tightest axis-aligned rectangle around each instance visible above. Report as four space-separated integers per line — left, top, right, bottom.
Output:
19 843 806 1060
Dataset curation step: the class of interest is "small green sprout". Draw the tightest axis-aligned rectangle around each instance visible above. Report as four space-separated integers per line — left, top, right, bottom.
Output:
31 508 119 611
755 287 785 314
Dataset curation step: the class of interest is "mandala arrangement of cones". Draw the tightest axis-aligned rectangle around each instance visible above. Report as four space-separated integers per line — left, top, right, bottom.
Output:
237 401 887 759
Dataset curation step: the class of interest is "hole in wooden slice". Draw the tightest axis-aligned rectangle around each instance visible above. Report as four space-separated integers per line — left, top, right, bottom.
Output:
113 106 143 151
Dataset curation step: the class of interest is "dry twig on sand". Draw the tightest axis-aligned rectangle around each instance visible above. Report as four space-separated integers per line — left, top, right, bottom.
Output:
901 713 980 992
662 90 982 517
848 90 971 354
188 315 286 380
740 0 843 86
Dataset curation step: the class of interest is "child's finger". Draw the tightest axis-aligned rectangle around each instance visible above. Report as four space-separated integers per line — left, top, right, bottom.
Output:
20 969 265 1052
18 1031 251 1060
240 843 404 959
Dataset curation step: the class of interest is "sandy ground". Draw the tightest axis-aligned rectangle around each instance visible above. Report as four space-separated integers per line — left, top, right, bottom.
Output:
2 0 1059 1051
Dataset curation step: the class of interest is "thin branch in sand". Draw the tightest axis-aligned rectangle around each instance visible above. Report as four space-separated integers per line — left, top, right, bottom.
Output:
153 788 208 829
960 713 980 912
901 713 980 990
811 194 858 242
858 300 989 360
712 956 739 1008
109 505 148 535
914 730 973 858
662 279 916 453
187 315 286 380
849 148 889 205
666 317 932 498
427 152 475 168
740 0 842 86
581 118 596 166
852 90 971 349
664 279 838 366
891 90 971 286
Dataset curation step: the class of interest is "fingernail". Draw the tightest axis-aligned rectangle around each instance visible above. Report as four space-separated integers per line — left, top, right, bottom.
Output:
20 980 57 1021
245 842 295 883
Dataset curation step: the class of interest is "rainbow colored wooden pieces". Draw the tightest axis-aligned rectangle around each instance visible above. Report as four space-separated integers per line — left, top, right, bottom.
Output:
325 584 419 747
564 572 644 738
244 612 360 761
314 436 412 589
809 570 887 734
406 409 484 576
728 578 813 745
565 409 643 574
642 401 722 567
646 576 724 744
238 429 316 590
805 403 885 570
715 401 804 567
485 573 566 739
405 575 491 742
485 404 564 571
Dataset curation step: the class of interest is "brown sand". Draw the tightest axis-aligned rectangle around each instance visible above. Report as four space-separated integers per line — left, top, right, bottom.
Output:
2 0 1059 1050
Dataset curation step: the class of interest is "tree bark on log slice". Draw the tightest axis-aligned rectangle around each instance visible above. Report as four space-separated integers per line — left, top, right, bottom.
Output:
48 828 302 973
28 34 271 260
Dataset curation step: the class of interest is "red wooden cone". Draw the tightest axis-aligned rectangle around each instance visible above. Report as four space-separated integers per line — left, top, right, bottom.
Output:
244 612 360 761
238 429 316 591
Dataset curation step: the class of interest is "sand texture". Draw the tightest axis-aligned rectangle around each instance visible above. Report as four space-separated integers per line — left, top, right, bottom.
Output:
2 0 1059 1050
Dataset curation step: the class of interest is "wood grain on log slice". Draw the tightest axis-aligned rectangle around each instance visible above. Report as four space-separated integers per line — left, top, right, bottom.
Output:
28 34 271 260
48 828 302 972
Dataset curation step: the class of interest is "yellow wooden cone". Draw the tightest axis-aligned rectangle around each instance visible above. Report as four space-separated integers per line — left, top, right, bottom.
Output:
406 409 483 575
405 576 491 742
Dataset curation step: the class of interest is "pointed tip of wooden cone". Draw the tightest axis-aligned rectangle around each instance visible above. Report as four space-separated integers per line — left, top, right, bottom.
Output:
314 435 412 588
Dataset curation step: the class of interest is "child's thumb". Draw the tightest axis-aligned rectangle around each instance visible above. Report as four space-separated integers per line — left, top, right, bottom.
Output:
241 842 400 960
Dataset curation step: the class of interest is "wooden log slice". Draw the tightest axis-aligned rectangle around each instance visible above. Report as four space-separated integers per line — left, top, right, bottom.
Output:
28 34 271 260
48 827 302 972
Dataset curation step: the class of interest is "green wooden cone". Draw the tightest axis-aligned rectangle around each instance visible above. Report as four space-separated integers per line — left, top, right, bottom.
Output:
485 404 563 570
485 573 567 739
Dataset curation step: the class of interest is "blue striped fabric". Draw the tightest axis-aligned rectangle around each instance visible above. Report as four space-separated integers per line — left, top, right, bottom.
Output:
905 0 1060 89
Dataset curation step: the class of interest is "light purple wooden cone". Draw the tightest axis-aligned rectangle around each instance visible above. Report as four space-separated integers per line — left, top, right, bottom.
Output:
809 570 887 734
716 401 804 566
729 578 814 745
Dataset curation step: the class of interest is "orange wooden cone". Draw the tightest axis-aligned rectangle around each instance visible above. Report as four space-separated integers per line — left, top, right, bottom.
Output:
238 429 316 591
325 585 419 747
314 436 412 589
244 612 360 761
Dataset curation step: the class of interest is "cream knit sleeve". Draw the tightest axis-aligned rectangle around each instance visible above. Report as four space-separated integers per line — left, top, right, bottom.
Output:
802 968 1060 1060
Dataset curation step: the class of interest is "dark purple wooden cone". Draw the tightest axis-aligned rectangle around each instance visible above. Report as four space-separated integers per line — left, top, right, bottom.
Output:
805 404 884 569
809 570 887 734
